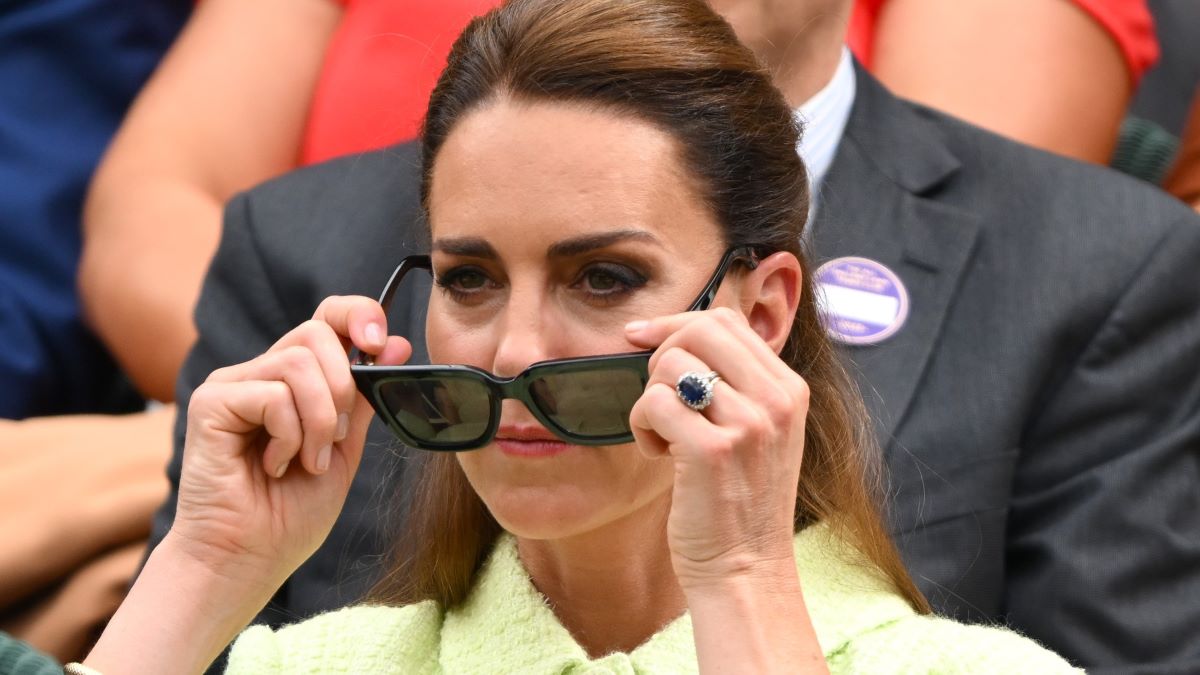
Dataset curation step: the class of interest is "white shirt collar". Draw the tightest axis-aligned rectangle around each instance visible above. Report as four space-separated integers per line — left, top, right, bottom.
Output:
794 47 857 213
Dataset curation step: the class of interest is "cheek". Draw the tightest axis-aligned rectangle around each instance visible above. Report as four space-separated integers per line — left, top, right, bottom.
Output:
425 297 489 365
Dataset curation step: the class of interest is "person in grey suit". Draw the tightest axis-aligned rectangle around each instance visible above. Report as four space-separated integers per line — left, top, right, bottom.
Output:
148 1 1200 672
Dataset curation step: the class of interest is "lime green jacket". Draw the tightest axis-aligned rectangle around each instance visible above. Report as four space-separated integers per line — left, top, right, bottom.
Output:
227 525 1081 674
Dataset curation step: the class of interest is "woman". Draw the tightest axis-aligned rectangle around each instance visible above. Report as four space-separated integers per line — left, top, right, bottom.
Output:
78 0 1079 672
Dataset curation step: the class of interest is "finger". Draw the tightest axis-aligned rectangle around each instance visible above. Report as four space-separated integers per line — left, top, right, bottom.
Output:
266 320 372 439
333 335 415 479
375 335 413 367
189 380 301 479
312 295 391 355
648 346 762 429
629 307 790 381
209 347 339 475
648 329 773 400
651 312 811 438
630 381 722 460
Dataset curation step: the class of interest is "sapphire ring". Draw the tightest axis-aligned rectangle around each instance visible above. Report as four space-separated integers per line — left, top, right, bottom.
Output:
675 370 721 411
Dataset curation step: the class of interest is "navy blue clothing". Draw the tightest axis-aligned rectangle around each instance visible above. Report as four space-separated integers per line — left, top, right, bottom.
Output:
0 0 190 418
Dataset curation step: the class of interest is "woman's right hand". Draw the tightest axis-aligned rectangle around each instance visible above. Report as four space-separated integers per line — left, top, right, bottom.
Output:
167 295 411 584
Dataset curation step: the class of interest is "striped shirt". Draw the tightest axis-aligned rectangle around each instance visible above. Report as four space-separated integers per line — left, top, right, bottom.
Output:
795 47 857 218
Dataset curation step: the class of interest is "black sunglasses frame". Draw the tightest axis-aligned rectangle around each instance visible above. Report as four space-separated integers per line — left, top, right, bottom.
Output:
351 245 759 450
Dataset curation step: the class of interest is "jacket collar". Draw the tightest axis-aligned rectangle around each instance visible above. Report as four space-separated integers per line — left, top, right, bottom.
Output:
810 65 980 447
837 60 961 196
438 526 916 672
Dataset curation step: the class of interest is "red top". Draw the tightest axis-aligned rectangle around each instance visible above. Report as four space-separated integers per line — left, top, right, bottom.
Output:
302 0 1159 164
301 0 499 164
847 0 1158 85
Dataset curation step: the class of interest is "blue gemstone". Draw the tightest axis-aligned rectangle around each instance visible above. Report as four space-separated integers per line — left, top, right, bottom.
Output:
678 377 707 405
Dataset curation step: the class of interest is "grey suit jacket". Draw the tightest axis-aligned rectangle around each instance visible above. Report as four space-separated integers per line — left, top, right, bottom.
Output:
152 69 1200 673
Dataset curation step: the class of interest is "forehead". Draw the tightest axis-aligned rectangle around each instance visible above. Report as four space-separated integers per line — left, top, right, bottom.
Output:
426 98 721 249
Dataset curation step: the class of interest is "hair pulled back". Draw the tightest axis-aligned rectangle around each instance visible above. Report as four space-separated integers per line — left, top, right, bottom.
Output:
372 0 929 615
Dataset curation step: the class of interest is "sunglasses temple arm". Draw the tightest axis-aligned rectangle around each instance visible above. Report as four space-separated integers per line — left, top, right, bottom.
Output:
686 246 759 312
349 255 432 365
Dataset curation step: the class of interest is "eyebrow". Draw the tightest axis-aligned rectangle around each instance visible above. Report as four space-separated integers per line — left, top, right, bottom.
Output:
547 230 661 258
433 230 662 260
432 237 498 259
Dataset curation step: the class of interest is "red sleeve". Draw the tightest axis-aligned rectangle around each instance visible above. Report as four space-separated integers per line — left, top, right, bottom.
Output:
301 0 499 165
848 0 1158 85
1070 0 1158 84
846 0 885 68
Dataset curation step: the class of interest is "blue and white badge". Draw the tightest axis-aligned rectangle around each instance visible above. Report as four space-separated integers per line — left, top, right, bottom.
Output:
815 257 909 345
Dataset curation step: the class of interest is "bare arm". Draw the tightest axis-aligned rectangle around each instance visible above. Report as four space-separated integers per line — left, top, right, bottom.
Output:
79 0 342 401
870 0 1132 164
1165 90 1200 212
83 297 411 674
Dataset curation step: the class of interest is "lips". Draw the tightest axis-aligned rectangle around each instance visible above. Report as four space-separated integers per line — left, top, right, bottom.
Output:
495 425 570 457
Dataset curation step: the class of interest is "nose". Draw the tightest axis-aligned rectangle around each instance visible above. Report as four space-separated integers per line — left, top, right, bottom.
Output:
490 280 555 379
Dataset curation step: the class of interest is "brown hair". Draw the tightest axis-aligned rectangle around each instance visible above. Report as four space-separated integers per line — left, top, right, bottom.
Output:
370 0 930 614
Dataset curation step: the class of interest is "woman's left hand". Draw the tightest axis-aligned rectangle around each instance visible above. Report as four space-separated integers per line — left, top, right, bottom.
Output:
626 306 810 589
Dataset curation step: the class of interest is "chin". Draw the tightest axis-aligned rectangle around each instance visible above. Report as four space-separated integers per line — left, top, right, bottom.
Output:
479 486 604 540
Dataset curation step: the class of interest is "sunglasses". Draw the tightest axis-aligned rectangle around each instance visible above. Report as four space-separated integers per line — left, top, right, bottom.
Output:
351 246 759 451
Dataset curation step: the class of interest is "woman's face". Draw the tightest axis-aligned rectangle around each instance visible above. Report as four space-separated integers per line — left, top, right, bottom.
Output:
425 98 731 540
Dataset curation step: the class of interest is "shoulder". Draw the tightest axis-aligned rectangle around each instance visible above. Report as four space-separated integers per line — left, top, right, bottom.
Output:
794 526 1079 673
903 99 1196 240
848 74 1196 243
225 602 444 674
828 614 1083 674
848 84 1200 334
214 141 427 316
245 142 423 207
232 141 424 244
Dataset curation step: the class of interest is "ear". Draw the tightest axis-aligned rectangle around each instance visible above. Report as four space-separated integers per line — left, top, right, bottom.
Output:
737 251 803 353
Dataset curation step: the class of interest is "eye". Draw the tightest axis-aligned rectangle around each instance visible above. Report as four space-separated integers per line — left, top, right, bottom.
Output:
572 263 647 300
434 265 497 302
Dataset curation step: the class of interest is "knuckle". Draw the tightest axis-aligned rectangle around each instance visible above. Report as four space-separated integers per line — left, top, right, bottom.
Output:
658 347 691 374
760 383 794 427
296 318 327 338
710 306 742 326
279 345 318 372
789 376 811 409
208 357 262 382
264 380 294 407
644 382 676 408
734 405 770 445
313 295 344 318
305 415 338 440
695 431 734 457
332 375 357 408
189 382 220 410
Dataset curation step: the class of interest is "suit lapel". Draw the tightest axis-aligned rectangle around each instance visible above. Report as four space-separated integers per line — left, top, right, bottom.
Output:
811 68 980 447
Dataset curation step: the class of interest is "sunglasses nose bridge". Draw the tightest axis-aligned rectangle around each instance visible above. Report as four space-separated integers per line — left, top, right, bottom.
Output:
493 371 552 422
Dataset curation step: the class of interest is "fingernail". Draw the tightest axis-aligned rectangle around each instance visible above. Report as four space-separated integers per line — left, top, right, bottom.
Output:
274 460 290 478
625 320 648 333
335 413 349 441
317 445 332 472
364 322 384 347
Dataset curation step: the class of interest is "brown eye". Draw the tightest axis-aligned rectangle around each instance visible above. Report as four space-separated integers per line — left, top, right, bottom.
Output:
452 270 488 290
434 265 496 302
572 263 647 302
586 269 618 291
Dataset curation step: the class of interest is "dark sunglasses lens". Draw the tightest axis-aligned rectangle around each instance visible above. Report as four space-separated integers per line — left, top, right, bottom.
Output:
377 377 492 446
530 367 645 438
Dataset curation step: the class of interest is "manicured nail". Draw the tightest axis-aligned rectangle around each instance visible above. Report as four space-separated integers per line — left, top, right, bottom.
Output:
625 320 648 333
317 445 332 473
364 322 384 347
274 460 290 478
335 413 349 441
